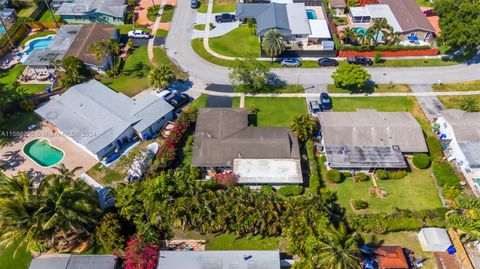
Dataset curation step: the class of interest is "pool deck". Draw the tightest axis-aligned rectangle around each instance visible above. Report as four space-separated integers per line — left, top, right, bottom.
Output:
0 122 97 179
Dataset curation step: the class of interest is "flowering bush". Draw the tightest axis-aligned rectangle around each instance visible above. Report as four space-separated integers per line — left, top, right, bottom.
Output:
124 233 159 269
213 172 237 187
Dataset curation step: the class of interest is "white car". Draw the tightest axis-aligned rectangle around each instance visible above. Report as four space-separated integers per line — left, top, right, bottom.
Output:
127 30 150 39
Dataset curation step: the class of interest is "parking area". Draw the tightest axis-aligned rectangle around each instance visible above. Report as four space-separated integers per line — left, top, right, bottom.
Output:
192 12 240 39
304 84 327 115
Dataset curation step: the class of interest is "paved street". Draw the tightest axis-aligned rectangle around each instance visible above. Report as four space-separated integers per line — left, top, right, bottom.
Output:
167 0 480 88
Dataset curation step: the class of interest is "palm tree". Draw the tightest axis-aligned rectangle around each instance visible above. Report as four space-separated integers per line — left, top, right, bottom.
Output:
126 11 136 25
341 27 357 45
43 0 59 28
48 164 82 181
459 97 479 112
307 224 362 269
290 114 318 142
385 31 401 46
88 38 122 70
261 29 285 62
368 18 389 46
149 64 176 89
54 56 86 88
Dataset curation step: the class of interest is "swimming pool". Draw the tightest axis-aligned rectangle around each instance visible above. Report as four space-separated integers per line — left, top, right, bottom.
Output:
476 178 480 187
353 27 384 41
19 35 54 62
23 139 64 167
306 9 317 20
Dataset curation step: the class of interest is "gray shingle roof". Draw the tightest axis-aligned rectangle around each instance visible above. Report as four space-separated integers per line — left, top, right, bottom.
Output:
56 0 127 17
439 109 480 142
236 3 291 36
318 109 428 153
379 0 435 33
191 108 300 167
35 80 173 155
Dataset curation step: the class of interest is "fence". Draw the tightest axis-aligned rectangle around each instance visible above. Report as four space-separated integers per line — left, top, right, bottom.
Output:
447 228 475 269
338 49 440 57
24 22 61 31
0 22 29 58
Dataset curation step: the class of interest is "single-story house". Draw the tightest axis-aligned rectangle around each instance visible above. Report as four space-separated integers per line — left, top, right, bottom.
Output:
436 109 480 178
35 80 174 161
156 250 281 269
191 108 302 187
318 109 428 171
23 24 119 74
348 0 435 45
374 246 409 269
236 2 334 50
28 254 118 269
56 0 127 25
328 0 346 15
418 228 452 252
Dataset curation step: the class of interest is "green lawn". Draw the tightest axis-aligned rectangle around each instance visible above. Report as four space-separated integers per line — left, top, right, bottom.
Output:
438 95 480 110
194 24 206 31
327 84 411 94
206 234 279 251
17 6 36 18
327 168 442 214
153 47 187 80
0 239 32 269
332 97 415 112
192 38 235 66
0 65 48 102
362 232 436 268
244 97 307 126
0 112 40 146
38 10 61 22
232 97 240 108
156 29 168 37
433 80 480 92
20 30 55 46
160 5 175 23
147 5 160 22
117 25 152 35
188 94 208 109
372 58 456 67
234 85 304 93
86 163 125 187
198 0 237 13
100 46 152 97
416 0 433 7
209 26 260 58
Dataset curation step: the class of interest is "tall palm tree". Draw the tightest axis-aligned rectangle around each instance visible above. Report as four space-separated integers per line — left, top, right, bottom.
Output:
385 31 401 46
49 164 82 180
261 29 285 62
341 27 357 45
308 223 362 269
289 114 318 142
88 38 122 70
149 64 176 89
368 18 389 46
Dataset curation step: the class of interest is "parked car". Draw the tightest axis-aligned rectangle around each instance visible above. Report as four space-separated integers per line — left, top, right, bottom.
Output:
191 0 199 8
156 89 172 99
317 57 338 66
423 9 436 16
280 58 301 67
320 92 332 110
347 56 373 66
167 93 190 109
215 13 235 23
309 101 321 115
127 30 150 39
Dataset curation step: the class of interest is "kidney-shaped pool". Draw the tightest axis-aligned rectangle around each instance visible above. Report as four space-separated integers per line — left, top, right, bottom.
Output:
23 139 64 167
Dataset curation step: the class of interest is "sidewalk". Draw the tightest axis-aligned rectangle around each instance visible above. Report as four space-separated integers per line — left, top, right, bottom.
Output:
148 0 167 67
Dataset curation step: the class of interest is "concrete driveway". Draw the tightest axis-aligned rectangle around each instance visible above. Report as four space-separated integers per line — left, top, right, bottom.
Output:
192 12 239 39
411 84 445 122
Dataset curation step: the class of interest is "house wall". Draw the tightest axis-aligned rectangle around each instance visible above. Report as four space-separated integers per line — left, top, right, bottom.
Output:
399 30 435 42
330 6 345 15
59 13 125 25
138 111 174 138
97 127 137 160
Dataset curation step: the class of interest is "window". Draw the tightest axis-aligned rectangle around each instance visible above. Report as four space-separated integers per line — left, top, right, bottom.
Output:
409 32 417 37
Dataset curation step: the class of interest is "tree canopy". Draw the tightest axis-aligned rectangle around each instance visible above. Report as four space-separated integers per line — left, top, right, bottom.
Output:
229 58 271 93
149 64 176 90
331 64 371 90
261 29 285 60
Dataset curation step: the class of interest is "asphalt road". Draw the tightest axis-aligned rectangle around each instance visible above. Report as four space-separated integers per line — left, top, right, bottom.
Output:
166 0 480 86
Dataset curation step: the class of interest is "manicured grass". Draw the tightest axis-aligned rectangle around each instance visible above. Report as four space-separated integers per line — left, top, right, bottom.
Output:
0 65 48 102
209 26 260 58
38 10 61 22
371 58 456 67
194 24 206 31
117 25 152 35
17 6 36 18
416 0 433 7
234 85 304 93
244 97 307 126
192 38 235 66
188 94 208 109
362 232 436 268
327 167 442 214
0 240 32 269
86 163 125 186
432 80 480 92
332 96 415 112
147 5 160 22
20 30 55 46
198 0 237 13
232 97 240 107
438 95 480 110
327 84 411 94
160 5 175 23
206 234 279 251
0 112 40 146
153 47 188 80
100 47 152 97
155 29 168 37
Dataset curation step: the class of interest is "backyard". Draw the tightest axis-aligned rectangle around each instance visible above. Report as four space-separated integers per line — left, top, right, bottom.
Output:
86 163 125 187
243 97 308 126
209 26 260 58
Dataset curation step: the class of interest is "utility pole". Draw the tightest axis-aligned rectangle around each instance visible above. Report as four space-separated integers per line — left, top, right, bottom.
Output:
43 0 59 29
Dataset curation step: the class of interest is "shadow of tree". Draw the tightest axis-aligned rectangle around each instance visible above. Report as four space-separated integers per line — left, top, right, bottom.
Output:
1 150 25 168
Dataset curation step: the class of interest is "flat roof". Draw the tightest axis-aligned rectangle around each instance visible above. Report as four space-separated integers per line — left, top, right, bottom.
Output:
459 142 480 168
325 145 407 169
28 255 71 269
366 4 402 32
308 19 331 38
349 6 370 17
286 3 311 35
156 251 281 269
234 159 302 184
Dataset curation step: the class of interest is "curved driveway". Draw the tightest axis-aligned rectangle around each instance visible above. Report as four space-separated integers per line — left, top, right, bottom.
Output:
166 0 480 86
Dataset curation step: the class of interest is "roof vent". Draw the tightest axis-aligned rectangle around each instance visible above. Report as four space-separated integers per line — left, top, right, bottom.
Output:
206 132 212 138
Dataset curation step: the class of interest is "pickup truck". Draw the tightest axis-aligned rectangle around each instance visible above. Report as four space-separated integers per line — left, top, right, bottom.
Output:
347 56 373 66
215 13 235 23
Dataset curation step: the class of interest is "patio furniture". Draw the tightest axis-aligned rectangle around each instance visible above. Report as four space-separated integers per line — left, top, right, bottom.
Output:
36 71 51 81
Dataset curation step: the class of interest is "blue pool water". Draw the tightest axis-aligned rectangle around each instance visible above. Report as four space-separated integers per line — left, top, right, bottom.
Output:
19 35 54 62
476 178 480 187
306 9 317 20
353 27 384 41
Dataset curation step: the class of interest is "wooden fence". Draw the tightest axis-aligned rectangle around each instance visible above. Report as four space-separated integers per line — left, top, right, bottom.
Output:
448 228 475 269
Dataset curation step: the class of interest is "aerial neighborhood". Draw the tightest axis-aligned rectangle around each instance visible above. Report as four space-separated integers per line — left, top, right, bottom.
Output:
0 0 480 268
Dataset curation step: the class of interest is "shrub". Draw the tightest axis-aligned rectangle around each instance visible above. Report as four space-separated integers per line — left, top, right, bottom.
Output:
326 169 342 183
95 213 125 253
184 135 194 152
124 233 159 269
375 170 388 180
433 162 461 188
342 172 352 178
309 174 321 194
260 185 274 194
413 153 431 169
19 99 36 112
387 170 407 179
427 136 443 162
278 185 304 197
213 172 237 187
354 172 369 182
352 199 368 210
442 185 462 200
374 51 382 63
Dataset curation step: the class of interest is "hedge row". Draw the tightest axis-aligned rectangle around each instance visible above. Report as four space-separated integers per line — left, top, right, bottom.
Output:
347 208 448 233
432 162 461 189
306 140 323 194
